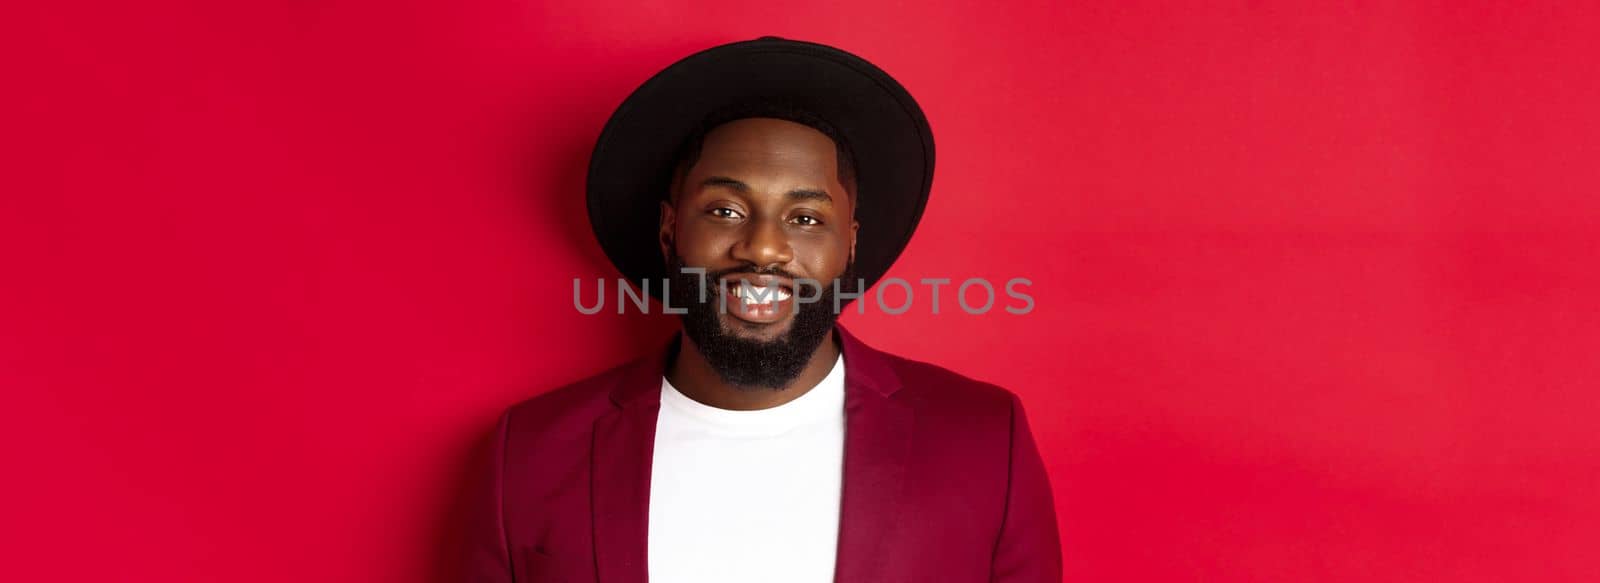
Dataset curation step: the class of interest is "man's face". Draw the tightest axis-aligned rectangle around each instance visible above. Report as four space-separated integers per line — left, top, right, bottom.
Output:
659 117 859 388
660 117 858 342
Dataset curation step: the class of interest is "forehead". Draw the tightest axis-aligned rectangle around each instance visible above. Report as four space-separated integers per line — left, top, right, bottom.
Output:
689 117 843 189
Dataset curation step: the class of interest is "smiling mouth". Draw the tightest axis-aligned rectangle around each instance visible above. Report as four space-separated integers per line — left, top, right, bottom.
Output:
723 280 794 324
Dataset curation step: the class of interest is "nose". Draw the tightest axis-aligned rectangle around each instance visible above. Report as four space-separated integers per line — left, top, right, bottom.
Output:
730 217 794 268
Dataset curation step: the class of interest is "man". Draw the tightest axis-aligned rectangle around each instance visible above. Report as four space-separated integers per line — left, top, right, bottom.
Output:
464 37 1061 582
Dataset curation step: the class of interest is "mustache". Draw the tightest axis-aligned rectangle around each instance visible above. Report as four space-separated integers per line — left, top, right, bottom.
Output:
704 264 803 282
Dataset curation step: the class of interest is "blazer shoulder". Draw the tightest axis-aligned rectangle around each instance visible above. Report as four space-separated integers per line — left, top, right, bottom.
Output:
500 355 645 437
876 349 1021 422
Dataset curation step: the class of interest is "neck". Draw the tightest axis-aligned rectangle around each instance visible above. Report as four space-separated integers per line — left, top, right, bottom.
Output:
665 329 840 411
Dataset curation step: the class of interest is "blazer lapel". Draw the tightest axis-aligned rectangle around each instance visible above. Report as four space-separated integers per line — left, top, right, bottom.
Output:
591 347 667 583
833 327 913 583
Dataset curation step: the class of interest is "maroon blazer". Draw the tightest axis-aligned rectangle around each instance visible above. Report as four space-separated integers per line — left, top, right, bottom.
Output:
462 327 1062 582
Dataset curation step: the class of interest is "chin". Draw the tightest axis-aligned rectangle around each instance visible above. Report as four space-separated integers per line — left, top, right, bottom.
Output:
718 313 796 342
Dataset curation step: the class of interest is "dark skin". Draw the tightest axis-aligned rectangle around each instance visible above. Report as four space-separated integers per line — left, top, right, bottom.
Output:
658 118 859 410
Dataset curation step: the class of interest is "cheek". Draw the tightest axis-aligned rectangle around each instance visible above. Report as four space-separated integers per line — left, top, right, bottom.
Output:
673 222 735 261
793 234 851 277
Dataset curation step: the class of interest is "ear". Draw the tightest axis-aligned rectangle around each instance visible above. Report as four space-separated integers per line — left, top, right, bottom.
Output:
659 200 677 261
848 218 859 265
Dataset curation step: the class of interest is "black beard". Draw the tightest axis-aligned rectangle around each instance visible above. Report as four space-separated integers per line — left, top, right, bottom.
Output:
665 252 857 390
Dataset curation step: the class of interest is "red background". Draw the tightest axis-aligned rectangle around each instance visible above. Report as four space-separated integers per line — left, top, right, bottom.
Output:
5 1 1598 581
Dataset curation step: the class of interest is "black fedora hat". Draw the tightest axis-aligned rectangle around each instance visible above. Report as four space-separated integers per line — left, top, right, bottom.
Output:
585 36 935 297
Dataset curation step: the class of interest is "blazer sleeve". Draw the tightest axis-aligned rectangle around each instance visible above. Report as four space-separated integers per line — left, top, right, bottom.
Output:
991 393 1064 582
461 409 515 583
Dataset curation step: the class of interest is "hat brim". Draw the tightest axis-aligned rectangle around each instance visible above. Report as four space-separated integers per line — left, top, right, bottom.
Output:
586 37 935 298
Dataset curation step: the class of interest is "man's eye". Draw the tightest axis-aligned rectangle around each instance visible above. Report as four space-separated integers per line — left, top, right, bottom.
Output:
710 208 743 219
792 215 822 226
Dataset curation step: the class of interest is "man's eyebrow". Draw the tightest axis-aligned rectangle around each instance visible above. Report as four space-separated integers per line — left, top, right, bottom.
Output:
699 176 749 192
786 188 833 204
699 176 834 204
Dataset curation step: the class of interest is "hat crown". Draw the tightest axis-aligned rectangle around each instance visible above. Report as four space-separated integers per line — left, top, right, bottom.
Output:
585 38 935 297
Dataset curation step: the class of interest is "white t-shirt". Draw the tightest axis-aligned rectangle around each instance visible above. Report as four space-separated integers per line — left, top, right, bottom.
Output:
647 355 847 583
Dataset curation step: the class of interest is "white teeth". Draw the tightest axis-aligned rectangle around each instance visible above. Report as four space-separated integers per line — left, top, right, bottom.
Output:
732 282 788 305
